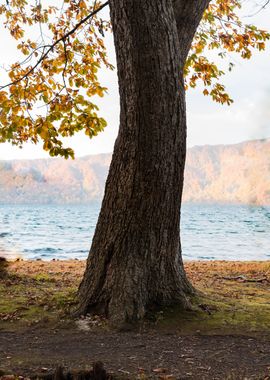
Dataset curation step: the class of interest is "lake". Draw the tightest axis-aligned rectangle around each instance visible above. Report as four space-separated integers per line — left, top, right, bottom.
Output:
0 203 269 261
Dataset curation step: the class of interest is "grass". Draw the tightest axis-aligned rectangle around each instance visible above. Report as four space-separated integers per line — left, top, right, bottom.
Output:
149 261 270 335
1 259 270 335
0 260 79 329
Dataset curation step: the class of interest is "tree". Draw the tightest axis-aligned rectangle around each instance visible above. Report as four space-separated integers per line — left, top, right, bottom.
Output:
0 0 269 324
77 0 209 324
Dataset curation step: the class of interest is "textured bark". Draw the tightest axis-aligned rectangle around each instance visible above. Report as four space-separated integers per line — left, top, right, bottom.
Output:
77 0 209 324
173 0 211 67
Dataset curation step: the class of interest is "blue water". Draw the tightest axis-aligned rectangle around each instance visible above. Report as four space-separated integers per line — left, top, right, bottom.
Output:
0 203 269 261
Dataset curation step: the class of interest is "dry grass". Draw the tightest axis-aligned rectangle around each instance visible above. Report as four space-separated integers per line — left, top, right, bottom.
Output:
1 259 270 334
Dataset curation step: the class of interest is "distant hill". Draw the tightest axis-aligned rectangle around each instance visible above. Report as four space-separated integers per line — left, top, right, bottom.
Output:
184 139 270 205
0 139 269 205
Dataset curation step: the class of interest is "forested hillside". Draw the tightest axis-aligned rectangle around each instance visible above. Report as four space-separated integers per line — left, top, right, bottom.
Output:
0 139 269 205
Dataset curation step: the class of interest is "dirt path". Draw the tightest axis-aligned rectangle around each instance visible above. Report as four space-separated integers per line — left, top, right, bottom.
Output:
1 328 270 379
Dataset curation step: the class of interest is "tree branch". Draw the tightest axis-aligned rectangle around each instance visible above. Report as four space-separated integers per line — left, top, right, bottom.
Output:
172 0 211 68
0 1 109 91
245 0 270 17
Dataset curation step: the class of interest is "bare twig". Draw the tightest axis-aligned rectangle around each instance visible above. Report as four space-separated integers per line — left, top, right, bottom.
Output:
244 0 270 17
220 275 269 283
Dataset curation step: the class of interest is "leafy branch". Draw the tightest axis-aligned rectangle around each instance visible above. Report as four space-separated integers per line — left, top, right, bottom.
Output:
0 0 269 158
0 1 109 90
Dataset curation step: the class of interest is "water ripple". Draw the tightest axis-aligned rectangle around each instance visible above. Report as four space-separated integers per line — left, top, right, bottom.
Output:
0 203 269 261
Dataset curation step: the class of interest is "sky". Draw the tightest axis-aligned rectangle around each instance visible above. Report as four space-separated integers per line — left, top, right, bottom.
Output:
0 2 269 160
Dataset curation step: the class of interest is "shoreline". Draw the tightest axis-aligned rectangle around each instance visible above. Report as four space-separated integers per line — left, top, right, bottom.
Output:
2 256 270 263
4 259 270 286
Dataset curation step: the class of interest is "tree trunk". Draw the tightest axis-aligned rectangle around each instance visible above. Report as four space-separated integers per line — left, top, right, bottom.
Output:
77 0 209 325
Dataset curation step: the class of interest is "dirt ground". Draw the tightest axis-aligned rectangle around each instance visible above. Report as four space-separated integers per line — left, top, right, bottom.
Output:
1 260 270 379
2 328 270 379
